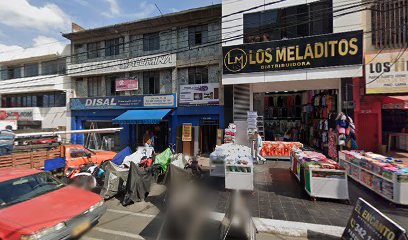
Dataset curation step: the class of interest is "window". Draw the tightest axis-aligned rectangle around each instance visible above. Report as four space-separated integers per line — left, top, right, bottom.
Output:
87 77 103 97
143 32 160 51
105 76 119 96
24 63 39 77
372 0 408 48
1 92 66 108
143 71 160 94
87 42 101 59
188 67 208 84
243 0 333 43
41 59 66 75
105 37 124 56
3 66 22 80
189 25 209 46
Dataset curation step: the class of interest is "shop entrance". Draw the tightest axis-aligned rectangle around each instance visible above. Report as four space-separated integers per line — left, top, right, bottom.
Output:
84 120 120 151
253 88 338 152
136 121 169 153
200 119 219 155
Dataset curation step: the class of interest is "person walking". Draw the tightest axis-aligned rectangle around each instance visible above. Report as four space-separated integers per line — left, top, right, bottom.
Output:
0 125 15 156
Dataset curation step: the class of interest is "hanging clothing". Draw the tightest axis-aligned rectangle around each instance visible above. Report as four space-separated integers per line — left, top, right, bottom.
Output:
328 130 337 159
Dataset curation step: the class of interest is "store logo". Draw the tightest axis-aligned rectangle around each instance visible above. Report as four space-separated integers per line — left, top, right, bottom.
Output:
85 98 117 106
224 48 248 72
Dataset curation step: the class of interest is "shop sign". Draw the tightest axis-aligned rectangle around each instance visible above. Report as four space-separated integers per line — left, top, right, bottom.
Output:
116 79 138 91
70 93 176 110
179 83 220 105
182 123 192 142
0 110 33 120
366 51 408 94
342 198 406 240
223 30 363 75
0 120 17 130
68 53 176 76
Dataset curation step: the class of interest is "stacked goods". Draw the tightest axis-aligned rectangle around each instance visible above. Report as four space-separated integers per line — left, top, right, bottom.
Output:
210 144 252 165
261 141 303 158
247 112 258 135
224 123 236 144
291 148 344 172
340 151 408 203
290 148 349 200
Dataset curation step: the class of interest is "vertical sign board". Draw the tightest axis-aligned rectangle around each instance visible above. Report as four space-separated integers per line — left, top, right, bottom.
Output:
182 123 192 142
342 198 407 240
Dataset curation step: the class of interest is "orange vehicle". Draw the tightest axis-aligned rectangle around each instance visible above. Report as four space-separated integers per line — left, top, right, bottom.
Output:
64 145 117 168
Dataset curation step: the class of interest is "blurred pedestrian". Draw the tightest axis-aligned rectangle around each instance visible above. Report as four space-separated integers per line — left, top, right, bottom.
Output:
0 125 15 156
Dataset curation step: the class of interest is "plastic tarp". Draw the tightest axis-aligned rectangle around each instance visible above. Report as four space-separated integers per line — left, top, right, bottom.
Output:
43 157 66 171
154 148 173 172
121 147 154 168
112 146 132 165
100 161 129 199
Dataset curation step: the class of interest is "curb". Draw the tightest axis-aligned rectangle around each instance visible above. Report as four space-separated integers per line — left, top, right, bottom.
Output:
210 212 345 238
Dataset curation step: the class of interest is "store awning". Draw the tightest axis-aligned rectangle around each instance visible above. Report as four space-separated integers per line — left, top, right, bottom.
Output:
113 109 171 124
382 96 408 109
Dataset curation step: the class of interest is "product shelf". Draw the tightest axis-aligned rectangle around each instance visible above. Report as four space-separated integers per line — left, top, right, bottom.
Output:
339 152 408 205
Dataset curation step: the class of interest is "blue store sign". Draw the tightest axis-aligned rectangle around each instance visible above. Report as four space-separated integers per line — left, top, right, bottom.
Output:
70 94 177 110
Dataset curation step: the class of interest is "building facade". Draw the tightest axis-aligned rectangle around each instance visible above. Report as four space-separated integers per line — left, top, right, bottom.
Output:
0 44 71 132
222 0 365 154
63 5 223 153
353 0 408 152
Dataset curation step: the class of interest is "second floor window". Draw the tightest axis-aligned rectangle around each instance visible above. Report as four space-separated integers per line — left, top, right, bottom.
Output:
243 0 332 43
24 63 39 77
2 66 22 80
87 77 103 97
87 42 101 59
189 25 209 46
105 37 124 56
143 32 160 51
41 59 66 75
188 67 208 85
143 71 160 94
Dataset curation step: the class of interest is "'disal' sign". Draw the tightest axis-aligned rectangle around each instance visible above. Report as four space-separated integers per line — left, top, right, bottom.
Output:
223 30 363 74
70 94 176 110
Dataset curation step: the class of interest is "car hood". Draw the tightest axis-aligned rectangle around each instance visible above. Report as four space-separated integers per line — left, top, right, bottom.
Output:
0 185 102 233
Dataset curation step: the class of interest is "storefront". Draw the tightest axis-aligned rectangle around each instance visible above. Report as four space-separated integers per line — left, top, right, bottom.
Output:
70 94 177 151
223 30 364 153
173 83 224 155
353 50 408 152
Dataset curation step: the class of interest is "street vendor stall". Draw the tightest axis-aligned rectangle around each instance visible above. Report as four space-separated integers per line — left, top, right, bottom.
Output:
290 148 349 201
210 143 254 190
339 151 408 205
261 141 303 160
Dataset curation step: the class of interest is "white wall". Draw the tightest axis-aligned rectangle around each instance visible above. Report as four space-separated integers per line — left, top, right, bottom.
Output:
0 76 71 94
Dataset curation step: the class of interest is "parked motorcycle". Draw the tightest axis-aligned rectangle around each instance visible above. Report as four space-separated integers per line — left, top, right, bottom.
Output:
64 163 105 190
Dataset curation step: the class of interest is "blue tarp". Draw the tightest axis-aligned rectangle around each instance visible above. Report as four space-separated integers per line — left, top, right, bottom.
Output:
44 157 66 171
112 109 171 124
111 146 132 165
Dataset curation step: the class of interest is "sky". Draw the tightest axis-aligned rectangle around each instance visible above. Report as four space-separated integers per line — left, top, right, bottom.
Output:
0 0 221 53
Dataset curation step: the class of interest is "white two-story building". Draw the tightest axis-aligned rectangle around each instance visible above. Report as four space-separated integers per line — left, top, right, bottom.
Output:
0 43 71 132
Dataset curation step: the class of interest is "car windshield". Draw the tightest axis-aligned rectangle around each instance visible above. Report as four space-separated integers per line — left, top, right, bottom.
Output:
0 172 64 209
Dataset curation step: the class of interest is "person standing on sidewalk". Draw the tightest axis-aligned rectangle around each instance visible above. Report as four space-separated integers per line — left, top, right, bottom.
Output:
0 125 15 156
255 131 266 164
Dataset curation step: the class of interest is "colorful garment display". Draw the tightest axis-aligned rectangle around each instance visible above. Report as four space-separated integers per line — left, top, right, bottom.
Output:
261 141 303 158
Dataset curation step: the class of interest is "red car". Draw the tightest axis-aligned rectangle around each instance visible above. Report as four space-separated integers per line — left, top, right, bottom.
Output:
0 168 106 240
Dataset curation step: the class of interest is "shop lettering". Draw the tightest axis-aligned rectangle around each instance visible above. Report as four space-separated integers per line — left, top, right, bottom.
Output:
85 98 117 106
369 60 408 73
361 210 396 240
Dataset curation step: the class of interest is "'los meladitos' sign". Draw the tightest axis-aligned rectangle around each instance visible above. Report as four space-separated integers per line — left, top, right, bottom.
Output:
223 31 363 74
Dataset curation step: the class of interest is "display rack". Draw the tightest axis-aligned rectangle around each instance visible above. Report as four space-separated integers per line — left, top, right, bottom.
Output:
225 163 253 191
290 149 349 201
257 116 264 140
210 159 225 177
339 151 408 205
